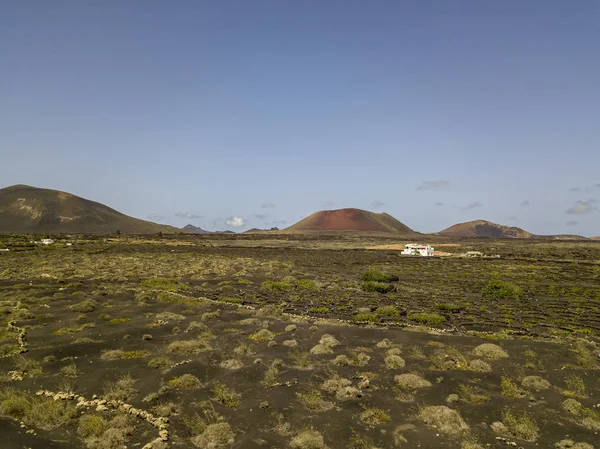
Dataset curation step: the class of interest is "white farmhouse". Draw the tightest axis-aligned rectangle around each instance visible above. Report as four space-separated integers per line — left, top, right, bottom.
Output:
40 239 55 245
401 243 434 257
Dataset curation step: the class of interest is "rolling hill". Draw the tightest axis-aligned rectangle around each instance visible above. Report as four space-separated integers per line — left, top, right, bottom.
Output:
182 224 211 234
285 208 416 234
0 185 179 234
591 236 600 241
438 220 534 239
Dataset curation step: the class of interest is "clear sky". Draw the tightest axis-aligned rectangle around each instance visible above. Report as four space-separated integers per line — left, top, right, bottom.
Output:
1 1 599 235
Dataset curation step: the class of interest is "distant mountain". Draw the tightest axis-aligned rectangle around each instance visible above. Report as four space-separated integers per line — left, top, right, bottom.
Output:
0 185 179 234
244 227 279 233
285 208 415 234
535 234 588 241
439 220 533 239
182 224 211 234
438 220 588 240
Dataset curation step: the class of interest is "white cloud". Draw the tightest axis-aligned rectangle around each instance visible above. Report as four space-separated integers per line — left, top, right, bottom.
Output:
225 216 246 227
417 180 451 191
566 199 597 215
262 202 276 208
520 200 530 207
371 200 385 209
254 214 269 220
435 202 444 207
175 212 202 219
566 220 578 226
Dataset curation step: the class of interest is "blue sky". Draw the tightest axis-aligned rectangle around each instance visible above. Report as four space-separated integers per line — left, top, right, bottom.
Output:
1 1 599 235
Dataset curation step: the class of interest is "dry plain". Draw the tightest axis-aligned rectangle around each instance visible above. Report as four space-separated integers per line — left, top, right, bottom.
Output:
0 233 599 449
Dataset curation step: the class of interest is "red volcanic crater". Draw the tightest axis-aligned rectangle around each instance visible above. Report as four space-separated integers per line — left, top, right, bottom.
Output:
285 208 415 234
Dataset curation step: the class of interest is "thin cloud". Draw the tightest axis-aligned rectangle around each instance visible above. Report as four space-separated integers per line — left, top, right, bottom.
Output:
568 187 581 192
272 220 287 225
461 201 483 210
175 212 202 219
435 202 444 207
509 216 518 223
566 199 597 215
262 202 276 209
147 213 165 221
324 200 335 208
566 220 579 226
520 200 530 207
371 200 385 209
417 179 451 191
225 216 246 228
254 214 269 220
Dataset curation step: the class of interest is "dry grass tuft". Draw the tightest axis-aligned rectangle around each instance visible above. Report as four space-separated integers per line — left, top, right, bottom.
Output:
359 407 391 425
418 405 469 436
521 376 551 391
290 428 328 449
472 343 508 359
169 374 202 389
491 409 539 442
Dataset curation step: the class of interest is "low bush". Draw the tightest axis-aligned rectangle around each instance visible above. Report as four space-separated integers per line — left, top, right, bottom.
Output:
211 383 241 408
169 374 202 389
361 269 398 283
352 313 379 323
482 281 524 300
261 280 290 291
362 281 394 293
375 306 400 317
408 312 446 325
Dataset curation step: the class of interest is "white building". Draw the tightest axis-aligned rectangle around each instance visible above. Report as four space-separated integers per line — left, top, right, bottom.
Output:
40 239 55 245
401 243 434 257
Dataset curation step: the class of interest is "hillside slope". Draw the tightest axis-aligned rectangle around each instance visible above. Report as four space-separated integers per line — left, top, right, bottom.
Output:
439 220 533 239
285 208 415 234
0 185 179 234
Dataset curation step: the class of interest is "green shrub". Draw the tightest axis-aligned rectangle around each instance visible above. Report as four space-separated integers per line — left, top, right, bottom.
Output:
362 281 394 293
169 374 202 389
211 383 241 408
261 280 290 290
408 312 446 325
482 281 524 300
361 269 397 282
140 278 189 291
436 303 462 313
352 313 379 323
70 299 97 313
108 317 130 324
376 306 400 317
219 297 244 305
295 280 317 290
309 307 329 314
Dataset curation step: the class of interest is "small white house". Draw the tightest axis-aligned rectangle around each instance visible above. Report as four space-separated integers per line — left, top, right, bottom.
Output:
401 243 434 257
40 239 55 245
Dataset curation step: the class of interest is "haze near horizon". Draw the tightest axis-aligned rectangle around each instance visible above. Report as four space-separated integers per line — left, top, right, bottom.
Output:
1 1 599 235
